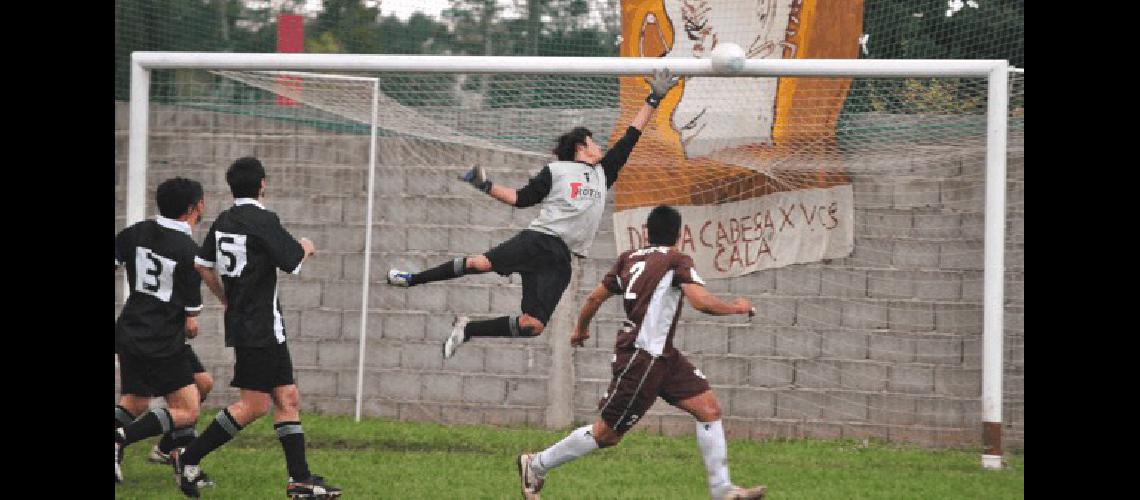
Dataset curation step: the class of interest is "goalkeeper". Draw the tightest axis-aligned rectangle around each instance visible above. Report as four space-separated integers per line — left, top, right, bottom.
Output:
387 69 681 359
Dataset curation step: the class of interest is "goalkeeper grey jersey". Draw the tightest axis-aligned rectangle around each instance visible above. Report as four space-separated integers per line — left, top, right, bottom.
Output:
527 160 608 256
514 126 642 256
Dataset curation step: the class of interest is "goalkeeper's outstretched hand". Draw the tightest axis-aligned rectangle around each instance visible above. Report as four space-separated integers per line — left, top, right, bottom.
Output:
645 68 681 108
458 165 492 193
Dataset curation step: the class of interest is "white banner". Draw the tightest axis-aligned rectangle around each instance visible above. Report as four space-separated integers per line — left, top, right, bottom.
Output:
613 184 854 279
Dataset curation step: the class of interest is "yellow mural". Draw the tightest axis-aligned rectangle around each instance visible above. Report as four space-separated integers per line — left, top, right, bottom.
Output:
612 0 864 210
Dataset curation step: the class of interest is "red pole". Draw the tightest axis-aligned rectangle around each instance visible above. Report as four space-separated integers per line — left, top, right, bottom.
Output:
276 14 304 106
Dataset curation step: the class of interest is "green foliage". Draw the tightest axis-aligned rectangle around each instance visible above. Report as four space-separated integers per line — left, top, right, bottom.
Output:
844 0 1024 116
116 0 1021 112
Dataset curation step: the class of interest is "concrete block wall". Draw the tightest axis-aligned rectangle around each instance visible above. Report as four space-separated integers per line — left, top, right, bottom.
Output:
115 102 1024 449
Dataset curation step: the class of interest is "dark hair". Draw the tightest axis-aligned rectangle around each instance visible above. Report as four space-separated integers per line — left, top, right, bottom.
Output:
647 205 682 245
226 156 266 198
553 126 593 161
156 177 204 219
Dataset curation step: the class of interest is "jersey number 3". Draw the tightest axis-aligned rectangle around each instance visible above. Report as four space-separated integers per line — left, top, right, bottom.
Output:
216 232 249 277
134 247 176 302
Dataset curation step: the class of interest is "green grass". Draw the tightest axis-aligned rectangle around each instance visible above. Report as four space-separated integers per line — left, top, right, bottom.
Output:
116 412 1024 499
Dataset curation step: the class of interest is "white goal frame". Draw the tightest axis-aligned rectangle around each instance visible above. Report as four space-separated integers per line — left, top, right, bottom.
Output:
126 52 1010 469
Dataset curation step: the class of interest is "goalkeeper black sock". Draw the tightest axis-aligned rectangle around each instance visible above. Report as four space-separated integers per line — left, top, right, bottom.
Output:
120 408 174 447
465 316 537 338
115 405 136 429
409 257 467 286
275 422 312 482
181 408 243 466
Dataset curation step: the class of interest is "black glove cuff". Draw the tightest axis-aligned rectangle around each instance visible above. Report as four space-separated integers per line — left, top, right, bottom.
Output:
645 93 662 108
478 180 493 194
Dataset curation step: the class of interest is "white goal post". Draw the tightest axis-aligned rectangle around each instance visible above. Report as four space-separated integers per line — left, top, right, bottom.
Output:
126 52 1009 469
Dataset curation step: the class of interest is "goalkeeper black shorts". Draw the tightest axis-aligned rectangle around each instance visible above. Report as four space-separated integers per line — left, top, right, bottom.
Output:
484 229 572 325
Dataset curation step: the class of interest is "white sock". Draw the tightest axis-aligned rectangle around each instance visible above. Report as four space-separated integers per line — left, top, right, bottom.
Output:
532 425 599 477
695 419 732 499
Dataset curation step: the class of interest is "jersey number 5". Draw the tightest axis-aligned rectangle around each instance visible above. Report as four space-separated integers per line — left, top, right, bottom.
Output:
216 232 248 277
134 247 176 302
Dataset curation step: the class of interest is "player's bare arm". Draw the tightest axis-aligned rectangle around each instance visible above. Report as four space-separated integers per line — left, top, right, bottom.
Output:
681 283 754 316
571 283 616 347
456 165 518 206
486 183 517 206
195 264 227 307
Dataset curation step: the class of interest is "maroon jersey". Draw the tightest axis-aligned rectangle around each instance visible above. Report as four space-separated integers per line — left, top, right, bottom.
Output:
602 246 706 357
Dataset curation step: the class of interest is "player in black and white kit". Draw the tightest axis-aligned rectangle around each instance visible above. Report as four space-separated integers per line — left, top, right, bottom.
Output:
387 69 681 359
172 157 341 499
116 343 216 474
516 206 767 500
115 177 212 485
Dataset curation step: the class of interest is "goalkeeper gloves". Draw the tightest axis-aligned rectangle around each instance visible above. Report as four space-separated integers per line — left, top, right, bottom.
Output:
459 166 492 193
645 68 680 108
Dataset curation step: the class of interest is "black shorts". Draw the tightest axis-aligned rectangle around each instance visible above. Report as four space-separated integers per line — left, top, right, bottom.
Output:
231 342 295 393
185 344 206 374
597 348 711 434
118 349 197 398
484 230 572 324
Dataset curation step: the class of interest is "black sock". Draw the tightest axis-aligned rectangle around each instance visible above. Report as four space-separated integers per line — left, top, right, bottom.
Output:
120 408 174 447
158 431 175 453
464 316 536 338
275 422 311 483
115 405 136 430
409 257 467 286
181 408 243 466
162 427 197 453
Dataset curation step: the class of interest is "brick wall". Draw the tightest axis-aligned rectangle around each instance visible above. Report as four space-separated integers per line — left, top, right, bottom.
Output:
115 102 1024 449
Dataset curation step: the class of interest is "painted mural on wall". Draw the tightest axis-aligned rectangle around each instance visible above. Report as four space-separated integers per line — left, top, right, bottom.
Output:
612 0 864 278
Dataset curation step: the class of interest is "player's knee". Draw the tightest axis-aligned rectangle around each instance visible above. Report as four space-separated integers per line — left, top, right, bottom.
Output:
703 401 723 421
240 397 272 419
598 432 623 448
182 406 201 424
693 398 722 422
593 427 623 448
120 397 150 416
590 420 623 448
274 386 301 412
519 315 545 336
467 255 492 272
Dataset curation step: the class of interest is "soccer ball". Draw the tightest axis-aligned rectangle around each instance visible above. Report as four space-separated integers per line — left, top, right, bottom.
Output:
710 43 746 73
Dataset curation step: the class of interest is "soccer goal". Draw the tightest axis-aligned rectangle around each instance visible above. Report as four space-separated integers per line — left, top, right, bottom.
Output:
121 52 1018 469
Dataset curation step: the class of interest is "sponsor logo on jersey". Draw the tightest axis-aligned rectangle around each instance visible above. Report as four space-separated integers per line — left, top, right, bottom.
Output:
569 182 602 200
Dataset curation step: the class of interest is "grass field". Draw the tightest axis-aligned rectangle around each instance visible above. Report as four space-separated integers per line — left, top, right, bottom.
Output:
115 411 1024 499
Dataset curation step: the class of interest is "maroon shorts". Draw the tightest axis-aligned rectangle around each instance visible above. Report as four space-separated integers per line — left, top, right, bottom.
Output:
597 348 711 434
